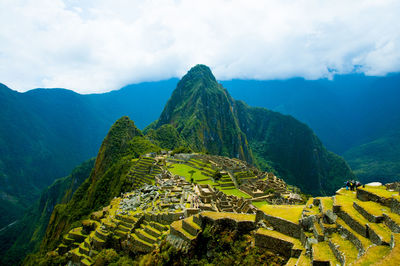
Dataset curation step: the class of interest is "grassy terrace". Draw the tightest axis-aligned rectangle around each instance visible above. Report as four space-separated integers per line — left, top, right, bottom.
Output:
259 205 304 224
335 189 391 244
312 242 339 264
353 245 391 265
319 197 333 211
375 233 400 265
329 233 358 264
359 186 400 200
335 217 372 250
221 188 251 199
252 201 269 208
168 163 215 184
201 211 256 222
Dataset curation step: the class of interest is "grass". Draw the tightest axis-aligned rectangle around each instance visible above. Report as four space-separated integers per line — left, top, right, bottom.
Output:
374 233 400 265
359 186 400 200
329 232 358 264
320 197 333 211
259 205 304 224
201 211 256 222
353 245 391 265
221 188 251 199
312 241 339 264
335 217 372 250
168 163 212 184
335 189 391 243
252 201 269 208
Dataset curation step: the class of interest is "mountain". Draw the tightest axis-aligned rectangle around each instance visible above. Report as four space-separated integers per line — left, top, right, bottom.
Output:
151 65 254 163
0 80 176 230
151 65 354 195
0 158 94 266
221 74 400 154
343 130 400 184
34 117 160 254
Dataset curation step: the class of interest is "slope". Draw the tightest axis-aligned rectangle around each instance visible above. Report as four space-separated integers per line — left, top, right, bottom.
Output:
0 158 94 266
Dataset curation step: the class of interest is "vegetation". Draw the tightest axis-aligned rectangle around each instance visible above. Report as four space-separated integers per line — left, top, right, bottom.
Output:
0 158 95 266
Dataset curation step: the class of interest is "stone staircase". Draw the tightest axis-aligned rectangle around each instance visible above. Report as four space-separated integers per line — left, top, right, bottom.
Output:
126 156 162 190
218 171 236 190
170 215 202 244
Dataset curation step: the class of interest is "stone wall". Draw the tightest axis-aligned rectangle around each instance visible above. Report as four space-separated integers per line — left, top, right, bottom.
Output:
255 210 302 239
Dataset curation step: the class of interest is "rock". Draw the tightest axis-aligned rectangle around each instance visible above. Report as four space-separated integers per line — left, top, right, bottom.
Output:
366 182 382 187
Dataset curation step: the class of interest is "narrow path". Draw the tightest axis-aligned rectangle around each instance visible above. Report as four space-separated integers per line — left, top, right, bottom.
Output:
0 220 18 233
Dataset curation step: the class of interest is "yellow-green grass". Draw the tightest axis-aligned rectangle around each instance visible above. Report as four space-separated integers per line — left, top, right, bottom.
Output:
335 192 391 243
320 197 334 211
304 198 320 216
252 201 269 208
259 205 305 224
353 245 391 265
359 186 400 200
201 211 256 222
296 251 311 266
221 188 251 199
312 241 339 264
168 163 212 184
356 200 390 217
256 228 303 250
374 233 400 265
330 232 358 264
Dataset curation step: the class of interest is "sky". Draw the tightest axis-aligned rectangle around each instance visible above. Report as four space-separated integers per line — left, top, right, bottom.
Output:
0 0 400 94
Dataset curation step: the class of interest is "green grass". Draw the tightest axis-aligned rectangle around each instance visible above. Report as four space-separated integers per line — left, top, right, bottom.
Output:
168 163 212 184
330 232 358 264
360 186 400 200
221 188 251 199
312 241 339 264
259 205 304 224
201 211 255 222
252 201 269 208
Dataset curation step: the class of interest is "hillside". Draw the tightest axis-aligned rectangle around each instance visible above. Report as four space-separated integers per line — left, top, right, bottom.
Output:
152 65 354 195
0 159 94 265
344 130 400 184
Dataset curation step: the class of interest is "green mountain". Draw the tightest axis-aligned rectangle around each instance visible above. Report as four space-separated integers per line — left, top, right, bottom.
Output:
344 130 400 184
152 65 354 195
0 158 94 266
32 117 160 255
151 65 254 163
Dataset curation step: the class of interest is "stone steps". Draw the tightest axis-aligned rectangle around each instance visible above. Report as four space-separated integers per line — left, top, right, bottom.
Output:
182 216 201 236
150 221 169 232
131 232 154 253
136 229 158 244
144 224 162 238
170 220 197 243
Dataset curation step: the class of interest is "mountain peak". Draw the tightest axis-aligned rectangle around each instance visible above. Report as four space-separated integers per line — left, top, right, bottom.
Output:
186 64 216 81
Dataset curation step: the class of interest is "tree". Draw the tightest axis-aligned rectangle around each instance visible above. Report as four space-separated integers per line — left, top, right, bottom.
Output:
188 170 196 183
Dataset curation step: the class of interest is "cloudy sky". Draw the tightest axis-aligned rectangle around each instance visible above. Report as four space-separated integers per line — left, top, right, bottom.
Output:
1 0 399 93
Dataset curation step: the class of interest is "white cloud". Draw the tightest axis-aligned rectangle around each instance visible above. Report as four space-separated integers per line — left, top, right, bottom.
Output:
0 0 399 93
